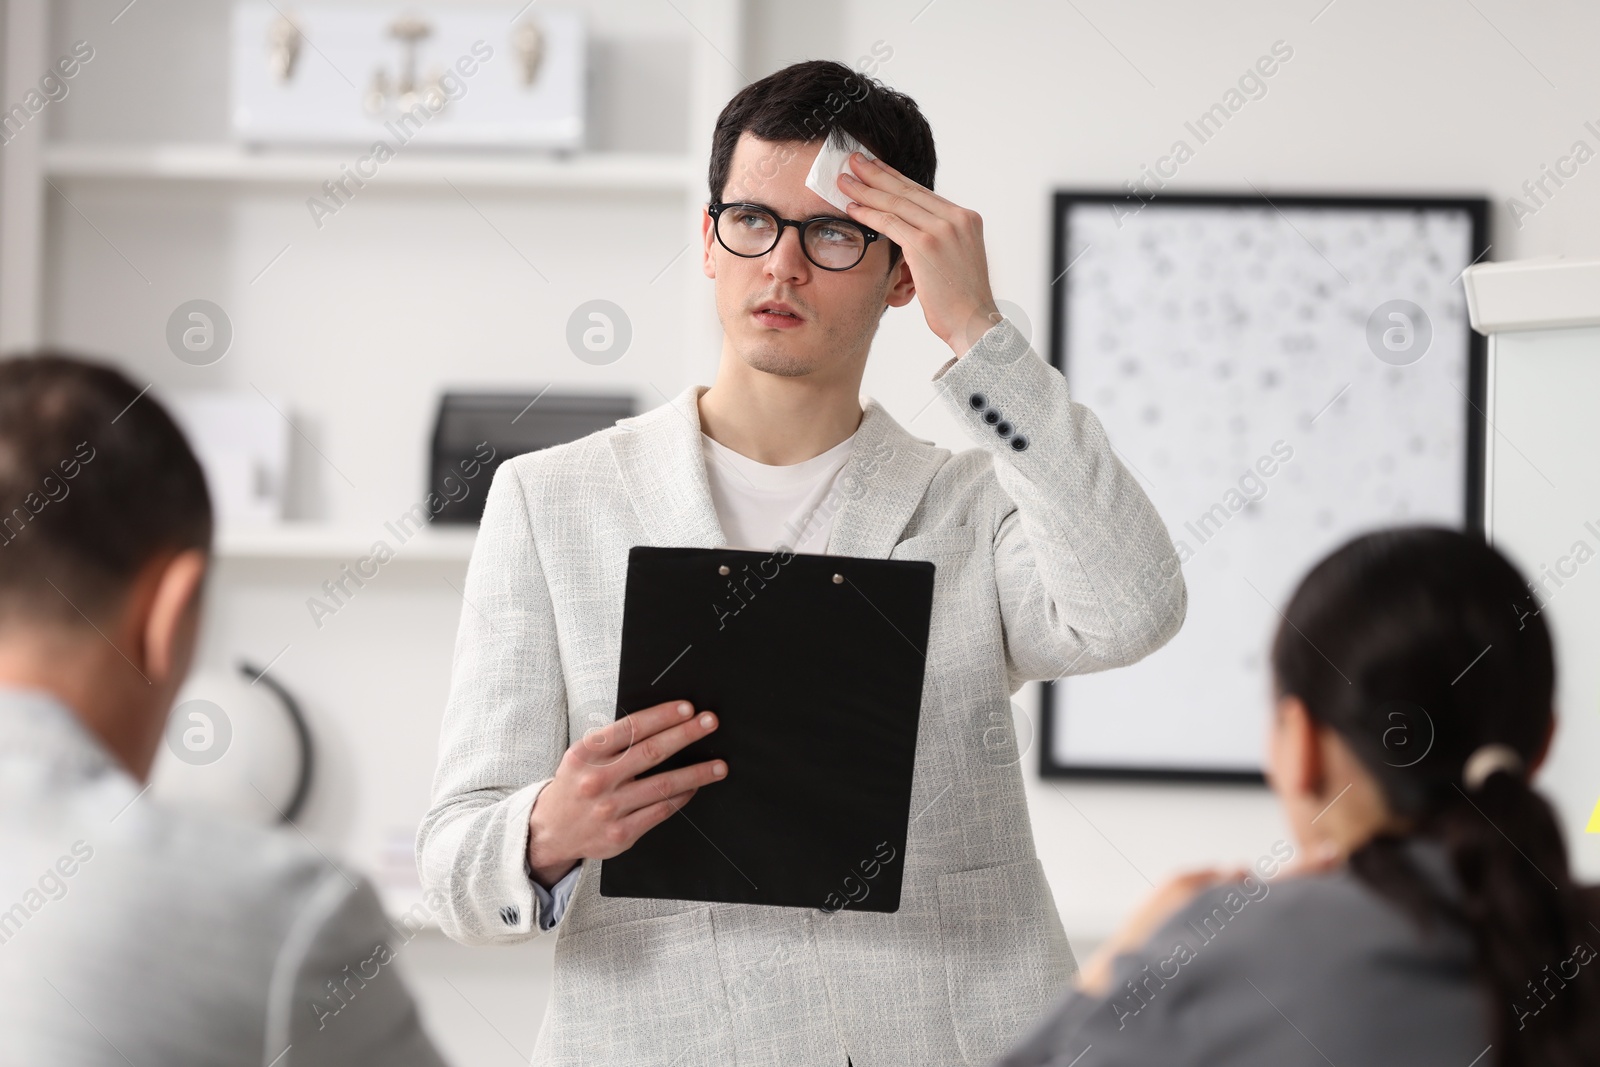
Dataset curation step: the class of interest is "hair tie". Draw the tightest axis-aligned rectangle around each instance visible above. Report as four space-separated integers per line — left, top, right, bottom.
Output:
1462 743 1524 791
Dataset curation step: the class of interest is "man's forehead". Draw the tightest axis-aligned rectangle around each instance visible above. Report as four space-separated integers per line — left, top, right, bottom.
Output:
723 133 835 213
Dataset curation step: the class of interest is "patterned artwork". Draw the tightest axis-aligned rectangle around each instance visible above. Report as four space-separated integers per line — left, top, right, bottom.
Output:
1044 194 1487 779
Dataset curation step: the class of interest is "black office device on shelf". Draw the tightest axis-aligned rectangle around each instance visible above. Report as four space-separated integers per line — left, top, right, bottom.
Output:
428 390 636 524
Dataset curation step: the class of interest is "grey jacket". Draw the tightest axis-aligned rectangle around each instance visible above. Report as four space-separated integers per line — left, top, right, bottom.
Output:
417 319 1188 1066
0 686 447 1067
996 838 1493 1067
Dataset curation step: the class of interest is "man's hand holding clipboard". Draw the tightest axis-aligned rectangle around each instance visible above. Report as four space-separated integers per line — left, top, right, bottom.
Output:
525 699 728 889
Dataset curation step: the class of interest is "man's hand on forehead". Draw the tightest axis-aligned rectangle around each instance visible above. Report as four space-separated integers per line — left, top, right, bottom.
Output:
837 152 1001 358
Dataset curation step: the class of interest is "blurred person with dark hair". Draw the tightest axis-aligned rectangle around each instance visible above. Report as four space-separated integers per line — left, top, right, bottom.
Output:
998 526 1600 1067
420 59 1185 1065
0 353 447 1066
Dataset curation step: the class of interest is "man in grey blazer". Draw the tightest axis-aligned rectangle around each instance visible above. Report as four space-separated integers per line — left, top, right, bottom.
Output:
0 354 446 1067
418 60 1186 1066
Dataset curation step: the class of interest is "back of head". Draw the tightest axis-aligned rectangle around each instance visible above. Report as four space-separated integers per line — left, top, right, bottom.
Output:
0 351 212 630
1271 526 1598 1066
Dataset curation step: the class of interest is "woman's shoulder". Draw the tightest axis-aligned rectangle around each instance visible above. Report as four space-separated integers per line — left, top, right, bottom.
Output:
1164 836 1470 961
1002 838 1490 1067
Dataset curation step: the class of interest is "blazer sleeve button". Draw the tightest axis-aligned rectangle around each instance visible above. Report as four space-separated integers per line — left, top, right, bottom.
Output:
968 392 987 411
982 409 1001 425
1009 434 1029 452
995 421 1013 437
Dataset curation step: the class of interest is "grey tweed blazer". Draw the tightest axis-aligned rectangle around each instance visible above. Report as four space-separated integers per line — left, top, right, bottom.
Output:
417 319 1188 1067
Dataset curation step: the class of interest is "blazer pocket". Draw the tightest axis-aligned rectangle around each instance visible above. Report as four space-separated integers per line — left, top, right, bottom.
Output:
936 857 1076 1066
890 525 978 562
543 908 734 1063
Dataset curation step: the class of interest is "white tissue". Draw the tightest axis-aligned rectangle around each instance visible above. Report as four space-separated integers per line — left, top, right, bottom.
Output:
805 133 876 214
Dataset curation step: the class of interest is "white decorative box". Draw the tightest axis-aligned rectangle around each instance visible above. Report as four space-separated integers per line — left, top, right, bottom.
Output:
230 3 585 149
162 389 291 527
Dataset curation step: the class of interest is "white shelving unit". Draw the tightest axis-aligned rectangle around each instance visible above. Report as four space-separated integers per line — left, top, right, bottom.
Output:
0 11 747 1055
0 4 760 1059
0 0 742 366
216 521 477 561
43 141 696 192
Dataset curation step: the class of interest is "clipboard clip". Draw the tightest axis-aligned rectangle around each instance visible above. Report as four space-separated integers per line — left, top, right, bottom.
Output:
716 561 846 584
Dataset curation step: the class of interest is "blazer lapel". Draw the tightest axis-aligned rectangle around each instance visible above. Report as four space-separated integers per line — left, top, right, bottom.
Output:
823 398 948 559
609 385 948 559
610 385 727 549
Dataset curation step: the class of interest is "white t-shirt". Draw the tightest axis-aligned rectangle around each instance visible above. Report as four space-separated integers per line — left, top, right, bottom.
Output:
700 428 857 555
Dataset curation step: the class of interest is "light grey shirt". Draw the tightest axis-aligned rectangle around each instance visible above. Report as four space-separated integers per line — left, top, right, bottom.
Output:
0 685 448 1067
995 837 1492 1067
529 860 581 930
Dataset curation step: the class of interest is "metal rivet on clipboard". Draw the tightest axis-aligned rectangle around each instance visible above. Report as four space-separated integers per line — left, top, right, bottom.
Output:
716 561 843 583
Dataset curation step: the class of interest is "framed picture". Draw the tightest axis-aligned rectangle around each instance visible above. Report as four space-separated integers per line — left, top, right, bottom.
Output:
1040 191 1490 782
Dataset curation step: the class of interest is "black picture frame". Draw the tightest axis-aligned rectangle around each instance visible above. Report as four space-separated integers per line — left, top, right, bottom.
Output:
1039 190 1491 783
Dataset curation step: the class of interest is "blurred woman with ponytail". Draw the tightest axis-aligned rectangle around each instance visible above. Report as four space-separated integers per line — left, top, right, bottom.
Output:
997 526 1600 1067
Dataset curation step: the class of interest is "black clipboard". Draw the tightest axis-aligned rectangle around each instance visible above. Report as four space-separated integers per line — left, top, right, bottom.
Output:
599 545 935 913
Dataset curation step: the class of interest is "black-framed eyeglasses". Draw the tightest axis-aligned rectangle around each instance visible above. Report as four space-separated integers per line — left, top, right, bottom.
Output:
708 202 882 272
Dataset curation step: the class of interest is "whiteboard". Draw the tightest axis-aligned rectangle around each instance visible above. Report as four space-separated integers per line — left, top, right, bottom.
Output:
1042 193 1488 780
1480 324 1600 878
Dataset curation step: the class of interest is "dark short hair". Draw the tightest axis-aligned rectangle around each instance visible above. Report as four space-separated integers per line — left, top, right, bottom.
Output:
0 352 212 626
708 59 936 265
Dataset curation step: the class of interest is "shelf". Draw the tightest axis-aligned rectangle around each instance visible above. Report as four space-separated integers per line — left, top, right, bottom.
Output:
216 522 477 562
43 142 696 193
